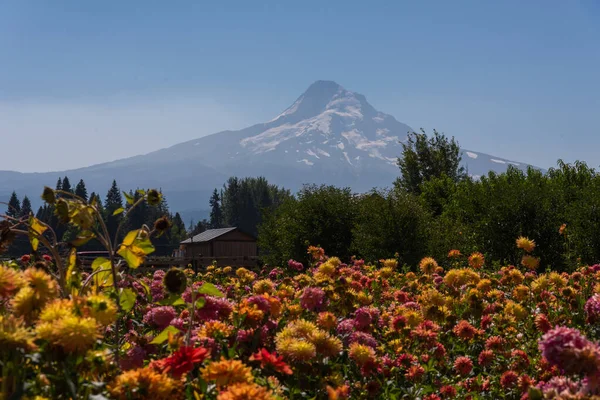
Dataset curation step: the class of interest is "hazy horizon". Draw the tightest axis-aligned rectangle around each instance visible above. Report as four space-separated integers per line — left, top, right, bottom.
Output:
2 1 600 173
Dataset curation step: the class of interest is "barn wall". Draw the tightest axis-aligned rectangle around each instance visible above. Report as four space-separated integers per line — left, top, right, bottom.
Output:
186 243 212 258
212 240 257 257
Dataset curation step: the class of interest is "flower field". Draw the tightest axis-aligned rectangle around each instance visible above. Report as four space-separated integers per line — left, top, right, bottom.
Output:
3 238 600 399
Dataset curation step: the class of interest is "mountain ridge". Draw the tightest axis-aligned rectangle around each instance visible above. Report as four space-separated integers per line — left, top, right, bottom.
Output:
1 81 543 221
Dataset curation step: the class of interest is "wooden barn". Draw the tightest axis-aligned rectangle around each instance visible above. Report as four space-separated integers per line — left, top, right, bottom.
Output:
179 227 258 267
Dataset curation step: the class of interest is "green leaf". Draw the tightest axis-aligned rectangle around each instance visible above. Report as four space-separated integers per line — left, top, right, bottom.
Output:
198 283 224 298
69 231 96 247
119 288 137 312
66 247 80 291
158 294 185 306
28 216 47 251
117 246 144 269
112 207 124 216
195 297 206 309
123 191 134 205
91 257 113 287
150 326 179 345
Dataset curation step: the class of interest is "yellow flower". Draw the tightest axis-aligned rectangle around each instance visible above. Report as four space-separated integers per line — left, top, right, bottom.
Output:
217 383 275 400
506 269 525 285
448 249 462 258
548 272 567 288
328 257 341 267
223 266 232 274
197 320 233 339
356 291 373 305
38 299 74 322
0 314 37 352
310 330 343 357
476 279 492 293
85 294 117 326
512 285 530 301
253 279 275 295
516 236 536 253
37 316 99 353
419 257 438 275
383 259 398 269
318 261 337 277
468 252 485 269
348 343 376 366
379 267 393 278
521 255 540 270
11 287 38 318
317 312 338 330
201 358 254 387
504 301 528 321
23 267 58 303
237 303 264 326
109 368 182 400
0 264 23 297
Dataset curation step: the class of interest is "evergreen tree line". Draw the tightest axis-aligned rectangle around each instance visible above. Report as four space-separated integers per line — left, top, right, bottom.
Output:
204 177 291 237
258 129 600 272
3 177 187 257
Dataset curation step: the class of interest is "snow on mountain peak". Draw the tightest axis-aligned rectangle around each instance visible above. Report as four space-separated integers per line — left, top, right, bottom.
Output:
240 81 406 165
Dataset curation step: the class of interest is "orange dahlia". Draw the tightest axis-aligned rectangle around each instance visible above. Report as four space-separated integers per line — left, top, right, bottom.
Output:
201 358 254 387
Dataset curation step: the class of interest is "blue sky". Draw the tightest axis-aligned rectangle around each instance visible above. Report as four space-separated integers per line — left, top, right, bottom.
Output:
1 0 599 172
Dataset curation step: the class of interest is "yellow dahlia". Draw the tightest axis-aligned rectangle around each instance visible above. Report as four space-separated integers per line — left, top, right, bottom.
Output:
84 293 117 326
23 267 58 302
11 287 38 318
253 279 275 295
448 249 462 258
468 252 485 269
309 330 343 357
43 299 75 319
217 383 275 400
109 367 182 400
521 255 540 270
37 316 99 353
516 236 536 253
317 311 338 330
382 258 398 269
317 261 337 277
419 257 438 274
197 320 233 339
201 358 254 387
348 342 376 366
0 314 36 352
0 264 23 297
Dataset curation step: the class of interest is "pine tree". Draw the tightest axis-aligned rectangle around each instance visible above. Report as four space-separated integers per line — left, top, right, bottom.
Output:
104 180 123 241
222 177 241 227
36 206 44 220
75 179 88 201
61 176 73 193
6 192 21 218
20 196 32 218
209 189 223 228
55 178 63 191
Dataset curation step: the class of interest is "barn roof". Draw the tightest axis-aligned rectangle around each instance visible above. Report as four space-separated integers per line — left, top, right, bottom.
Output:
180 227 240 244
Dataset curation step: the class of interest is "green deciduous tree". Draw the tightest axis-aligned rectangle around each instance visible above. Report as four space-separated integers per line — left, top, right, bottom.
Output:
396 129 465 194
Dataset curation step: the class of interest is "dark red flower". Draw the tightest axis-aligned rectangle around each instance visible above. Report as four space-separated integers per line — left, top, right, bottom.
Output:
249 348 293 375
20 254 31 263
42 254 52 262
161 346 208 378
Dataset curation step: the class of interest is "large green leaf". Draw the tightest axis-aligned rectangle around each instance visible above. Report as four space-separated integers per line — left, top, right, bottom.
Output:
123 191 134 206
150 326 179 345
91 257 113 286
112 207 124 216
198 283 224 298
119 288 137 312
28 216 47 251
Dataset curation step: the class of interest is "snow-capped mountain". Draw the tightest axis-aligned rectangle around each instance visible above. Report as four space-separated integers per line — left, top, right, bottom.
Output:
0 80 542 220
